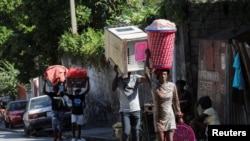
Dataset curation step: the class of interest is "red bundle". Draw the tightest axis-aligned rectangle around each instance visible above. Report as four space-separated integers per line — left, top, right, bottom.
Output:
66 67 87 79
66 67 88 88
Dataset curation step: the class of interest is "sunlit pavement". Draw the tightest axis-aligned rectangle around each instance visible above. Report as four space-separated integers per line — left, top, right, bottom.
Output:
0 119 118 141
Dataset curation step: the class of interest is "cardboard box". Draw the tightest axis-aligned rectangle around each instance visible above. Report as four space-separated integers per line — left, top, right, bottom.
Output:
104 25 148 76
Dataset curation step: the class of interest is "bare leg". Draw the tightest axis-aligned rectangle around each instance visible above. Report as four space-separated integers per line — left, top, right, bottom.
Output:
156 131 165 141
165 130 175 141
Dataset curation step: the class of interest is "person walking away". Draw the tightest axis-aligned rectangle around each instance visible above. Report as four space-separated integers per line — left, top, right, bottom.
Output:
111 65 148 141
176 79 192 124
64 77 90 141
43 81 66 141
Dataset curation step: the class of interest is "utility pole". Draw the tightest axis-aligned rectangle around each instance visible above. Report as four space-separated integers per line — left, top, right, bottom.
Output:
70 0 77 35
62 0 77 67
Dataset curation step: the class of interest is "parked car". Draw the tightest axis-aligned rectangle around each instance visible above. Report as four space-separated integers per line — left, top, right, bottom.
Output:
4 100 27 128
23 95 71 135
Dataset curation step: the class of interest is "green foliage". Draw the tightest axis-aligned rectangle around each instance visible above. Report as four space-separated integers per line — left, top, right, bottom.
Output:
59 0 157 68
58 28 104 67
157 0 189 25
0 26 13 45
106 0 157 28
0 0 159 84
0 0 22 14
76 5 91 26
0 60 19 97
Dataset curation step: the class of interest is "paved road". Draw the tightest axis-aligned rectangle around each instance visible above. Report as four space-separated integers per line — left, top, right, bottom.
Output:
0 130 52 141
0 119 73 141
0 119 118 141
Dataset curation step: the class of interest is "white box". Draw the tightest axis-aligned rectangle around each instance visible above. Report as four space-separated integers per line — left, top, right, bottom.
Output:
104 25 148 76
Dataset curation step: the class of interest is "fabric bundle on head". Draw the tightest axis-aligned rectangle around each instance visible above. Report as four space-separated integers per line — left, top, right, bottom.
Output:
145 19 176 31
44 65 68 86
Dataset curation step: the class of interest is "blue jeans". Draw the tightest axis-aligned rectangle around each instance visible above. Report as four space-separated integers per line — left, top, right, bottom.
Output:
121 111 141 141
51 110 64 132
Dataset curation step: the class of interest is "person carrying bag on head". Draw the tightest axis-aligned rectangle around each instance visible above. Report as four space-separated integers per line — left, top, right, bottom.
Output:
64 76 90 141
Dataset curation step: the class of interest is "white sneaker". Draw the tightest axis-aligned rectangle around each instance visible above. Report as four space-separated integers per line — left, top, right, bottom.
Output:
77 138 86 141
71 138 77 141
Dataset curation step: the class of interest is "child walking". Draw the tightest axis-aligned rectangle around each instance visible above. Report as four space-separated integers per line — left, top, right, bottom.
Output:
64 77 90 141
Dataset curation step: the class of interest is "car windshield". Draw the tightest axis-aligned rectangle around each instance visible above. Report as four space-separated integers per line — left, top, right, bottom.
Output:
30 96 51 110
10 101 27 111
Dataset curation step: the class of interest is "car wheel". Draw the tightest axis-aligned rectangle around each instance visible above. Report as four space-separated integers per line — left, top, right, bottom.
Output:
24 125 31 136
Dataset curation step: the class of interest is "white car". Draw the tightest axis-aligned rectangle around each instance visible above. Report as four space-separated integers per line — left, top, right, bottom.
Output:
23 95 71 136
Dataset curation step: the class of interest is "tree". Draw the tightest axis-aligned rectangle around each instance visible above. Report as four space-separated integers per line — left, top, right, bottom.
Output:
0 0 157 85
0 60 19 98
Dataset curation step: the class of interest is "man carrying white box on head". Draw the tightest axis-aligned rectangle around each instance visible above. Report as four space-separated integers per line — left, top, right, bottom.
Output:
111 64 148 141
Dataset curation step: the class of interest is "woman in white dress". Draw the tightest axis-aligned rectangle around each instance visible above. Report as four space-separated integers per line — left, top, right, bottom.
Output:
150 69 184 141
145 49 184 141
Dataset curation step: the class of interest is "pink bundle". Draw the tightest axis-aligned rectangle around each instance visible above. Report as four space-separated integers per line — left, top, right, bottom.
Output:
43 65 68 86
